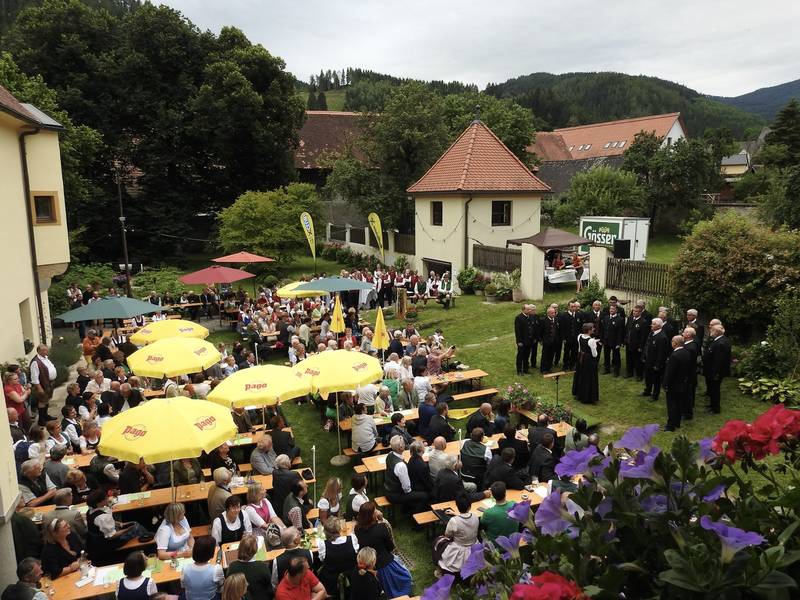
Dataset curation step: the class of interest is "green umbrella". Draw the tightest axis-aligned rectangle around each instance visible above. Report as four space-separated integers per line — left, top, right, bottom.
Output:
57 297 161 322
293 277 375 293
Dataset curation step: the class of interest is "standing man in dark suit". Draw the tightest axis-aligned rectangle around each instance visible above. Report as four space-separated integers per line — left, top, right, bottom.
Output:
635 300 652 325
586 301 604 341
559 301 583 370
514 305 537 375
642 318 670 402
681 327 700 420
663 336 692 431
684 309 705 349
540 306 560 374
601 305 625 376
658 307 679 344
704 324 732 414
528 305 541 371
603 296 626 319
625 305 648 381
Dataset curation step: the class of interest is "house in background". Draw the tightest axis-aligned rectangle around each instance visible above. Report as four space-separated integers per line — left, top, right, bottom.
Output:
527 131 572 161
0 84 70 589
407 119 550 277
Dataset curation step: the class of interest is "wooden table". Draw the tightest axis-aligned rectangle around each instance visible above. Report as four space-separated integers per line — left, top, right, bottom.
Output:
339 408 418 432
515 413 573 438
44 549 218 600
220 522 355 567
430 487 545 515
428 369 488 386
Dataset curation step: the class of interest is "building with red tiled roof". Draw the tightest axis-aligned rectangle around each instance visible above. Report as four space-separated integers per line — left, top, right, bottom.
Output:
407 120 549 279
554 112 686 159
295 110 365 187
526 131 572 162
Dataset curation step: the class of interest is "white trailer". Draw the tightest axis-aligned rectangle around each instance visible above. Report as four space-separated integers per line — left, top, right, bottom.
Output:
579 216 650 261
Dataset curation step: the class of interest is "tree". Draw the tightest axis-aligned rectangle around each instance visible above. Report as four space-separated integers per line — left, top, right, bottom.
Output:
672 212 800 332
307 84 318 109
765 99 800 167
316 91 327 110
757 166 800 229
623 133 715 231
217 184 322 264
552 167 646 226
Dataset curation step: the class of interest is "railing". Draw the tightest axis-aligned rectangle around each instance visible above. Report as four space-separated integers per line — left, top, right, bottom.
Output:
394 233 415 255
368 229 390 250
473 245 521 272
329 225 347 242
606 258 675 297
350 228 365 245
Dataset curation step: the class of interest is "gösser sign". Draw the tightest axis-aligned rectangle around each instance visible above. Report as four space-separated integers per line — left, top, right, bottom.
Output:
581 220 620 247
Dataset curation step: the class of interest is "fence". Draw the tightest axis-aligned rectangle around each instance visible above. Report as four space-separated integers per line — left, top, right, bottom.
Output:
395 233 415 255
329 225 347 242
473 245 521 272
349 227 366 245
606 258 675 297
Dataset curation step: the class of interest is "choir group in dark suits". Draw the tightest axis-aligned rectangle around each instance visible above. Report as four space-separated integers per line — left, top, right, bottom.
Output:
511 298 733 430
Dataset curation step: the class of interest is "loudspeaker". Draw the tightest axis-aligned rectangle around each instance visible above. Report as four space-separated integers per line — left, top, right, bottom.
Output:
613 239 631 259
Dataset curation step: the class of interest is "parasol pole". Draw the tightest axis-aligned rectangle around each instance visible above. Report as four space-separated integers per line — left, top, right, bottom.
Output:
311 445 317 505
330 391 350 466
170 460 176 503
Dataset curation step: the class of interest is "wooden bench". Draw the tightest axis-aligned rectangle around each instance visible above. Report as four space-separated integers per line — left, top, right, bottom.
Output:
413 511 439 525
119 524 210 552
343 436 425 457
201 456 302 478
452 388 498 403
354 465 368 475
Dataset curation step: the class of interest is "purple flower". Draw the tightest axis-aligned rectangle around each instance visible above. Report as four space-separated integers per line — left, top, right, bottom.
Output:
698 438 715 462
620 447 661 481
555 446 598 478
617 424 660 451
460 543 487 579
702 484 727 502
640 493 668 513
591 454 612 477
507 500 531 523
422 574 455 600
700 516 765 563
595 497 613 519
495 531 526 559
534 491 577 538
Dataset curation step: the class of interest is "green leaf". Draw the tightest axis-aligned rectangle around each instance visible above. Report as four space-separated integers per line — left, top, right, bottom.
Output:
777 520 800 546
659 569 705 592
752 570 798 592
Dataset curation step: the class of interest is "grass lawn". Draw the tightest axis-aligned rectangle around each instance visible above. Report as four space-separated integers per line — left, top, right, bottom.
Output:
304 89 347 111
645 234 683 264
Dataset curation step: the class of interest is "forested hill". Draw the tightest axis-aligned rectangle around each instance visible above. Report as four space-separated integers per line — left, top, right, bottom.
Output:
484 71 764 137
0 0 141 33
711 78 800 121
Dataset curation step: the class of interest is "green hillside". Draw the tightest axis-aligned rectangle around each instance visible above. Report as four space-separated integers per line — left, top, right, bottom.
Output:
711 78 800 120
485 71 765 137
303 88 346 111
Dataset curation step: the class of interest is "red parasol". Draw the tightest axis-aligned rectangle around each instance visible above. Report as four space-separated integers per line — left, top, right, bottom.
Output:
179 265 255 285
212 251 274 263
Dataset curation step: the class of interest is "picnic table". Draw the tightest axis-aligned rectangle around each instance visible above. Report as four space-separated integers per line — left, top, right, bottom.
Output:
428 369 488 386
44 549 219 600
338 408 419 432
431 487 546 516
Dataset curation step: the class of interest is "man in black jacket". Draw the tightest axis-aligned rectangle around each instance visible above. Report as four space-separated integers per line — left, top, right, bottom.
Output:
643 318 670 402
585 301 604 340
558 301 583 370
484 448 531 490
602 296 626 319
407 441 433 495
539 306 560 373
528 414 562 458
663 336 692 431
601 305 626 376
425 402 455 443
529 432 557 483
625 305 648 380
498 424 529 471
704 324 732 414
465 403 495 437
514 304 537 375
269 415 301 460
269 456 300 514
682 327 700 420
434 455 488 503
684 309 705 349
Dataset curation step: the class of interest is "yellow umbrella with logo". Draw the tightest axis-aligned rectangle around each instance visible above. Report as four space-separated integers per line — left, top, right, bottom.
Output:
372 307 390 355
98 397 236 500
127 337 221 378
207 365 311 409
294 349 383 465
276 281 329 299
330 294 346 334
129 319 209 345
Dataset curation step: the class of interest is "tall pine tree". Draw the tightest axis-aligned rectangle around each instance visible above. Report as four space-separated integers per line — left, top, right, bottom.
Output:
317 91 328 110
766 99 800 167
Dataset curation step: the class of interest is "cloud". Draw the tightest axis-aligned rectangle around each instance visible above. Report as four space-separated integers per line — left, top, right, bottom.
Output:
163 0 800 96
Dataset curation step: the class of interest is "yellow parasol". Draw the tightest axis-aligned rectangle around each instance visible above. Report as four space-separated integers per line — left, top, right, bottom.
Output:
372 307 390 352
294 349 383 466
207 365 311 409
127 337 221 378
98 397 236 499
276 281 329 299
330 294 346 334
129 319 209 345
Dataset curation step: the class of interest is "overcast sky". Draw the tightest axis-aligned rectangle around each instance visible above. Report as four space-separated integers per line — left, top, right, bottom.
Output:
163 0 798 97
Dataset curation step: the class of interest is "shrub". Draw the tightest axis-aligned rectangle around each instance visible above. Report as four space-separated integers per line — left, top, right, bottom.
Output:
484 283 497 296
765 294 800 378
473 273 488 290
320 243 342 261
456 266 479 293
738 377 800 406
49 263 117 316
735 341 788 379
575 275 607 307
132 267 186 297
393 255 409 271
491 269 520 298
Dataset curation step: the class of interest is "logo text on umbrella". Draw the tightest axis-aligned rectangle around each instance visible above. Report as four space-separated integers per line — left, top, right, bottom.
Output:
194 416 217 430
178 327 195 333
352 362 368 372
244 382 268 392
145 355 164 364
303 368 320 376
194 347 208 356
122 425 147 440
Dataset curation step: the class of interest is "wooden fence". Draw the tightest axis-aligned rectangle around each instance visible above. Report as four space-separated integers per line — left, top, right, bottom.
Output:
394 233 415 255
473 245 521 272
606 258 675 297
349 227 365 245
329 225 347 242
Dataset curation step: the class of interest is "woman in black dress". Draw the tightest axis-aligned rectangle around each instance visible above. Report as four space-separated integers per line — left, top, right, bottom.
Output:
572 323 601 404
41 519 84 579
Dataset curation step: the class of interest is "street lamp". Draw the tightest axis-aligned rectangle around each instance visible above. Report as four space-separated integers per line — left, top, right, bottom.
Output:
116 164 133 298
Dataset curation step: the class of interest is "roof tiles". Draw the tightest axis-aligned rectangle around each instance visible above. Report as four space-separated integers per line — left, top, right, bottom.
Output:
407 120 549 194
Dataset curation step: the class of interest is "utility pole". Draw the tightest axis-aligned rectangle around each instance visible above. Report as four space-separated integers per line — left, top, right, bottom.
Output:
116 164 133 297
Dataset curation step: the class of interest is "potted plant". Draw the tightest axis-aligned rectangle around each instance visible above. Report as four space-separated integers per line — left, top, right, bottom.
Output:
503 382 536 410
509 268 524 302
456 266 478 295
484 282 497 303
405 308 418 322
473 273 487 296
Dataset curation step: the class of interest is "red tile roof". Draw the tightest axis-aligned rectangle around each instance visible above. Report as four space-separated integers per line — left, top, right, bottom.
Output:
527 131 572 161
0 84 36 124
407 120 550 194
555 113 683 159
295 110 366 170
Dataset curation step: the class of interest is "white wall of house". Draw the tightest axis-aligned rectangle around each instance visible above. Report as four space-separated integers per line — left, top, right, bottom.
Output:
663 120 687 147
